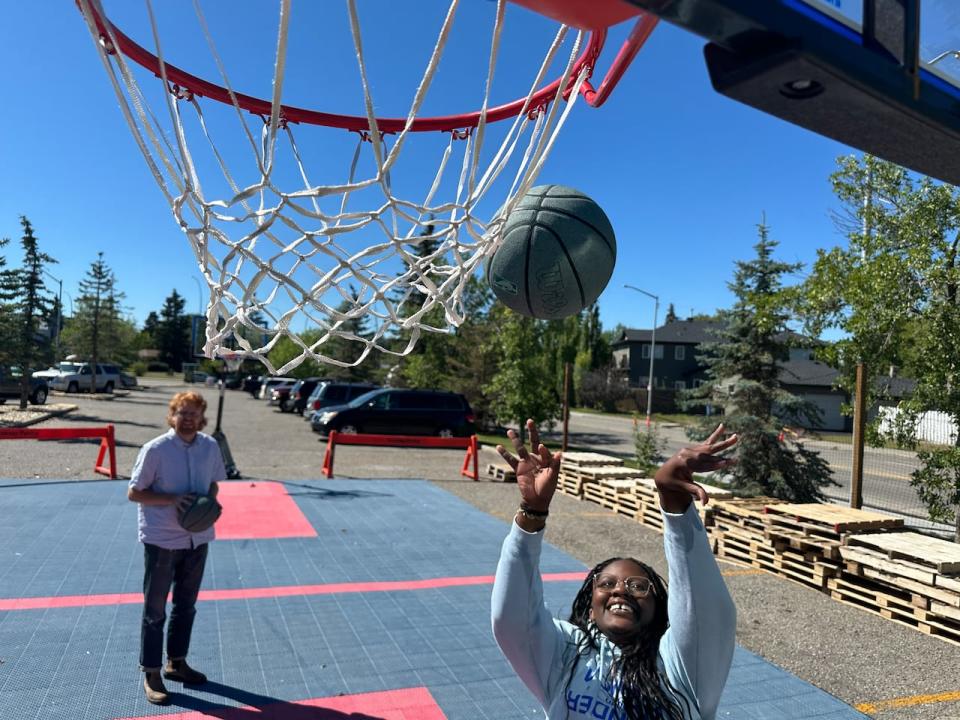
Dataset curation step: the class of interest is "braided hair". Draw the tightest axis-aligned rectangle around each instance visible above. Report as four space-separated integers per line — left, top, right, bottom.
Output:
566 558 688 720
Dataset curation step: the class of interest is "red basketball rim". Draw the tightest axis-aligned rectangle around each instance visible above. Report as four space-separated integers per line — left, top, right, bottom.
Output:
77 0 656 133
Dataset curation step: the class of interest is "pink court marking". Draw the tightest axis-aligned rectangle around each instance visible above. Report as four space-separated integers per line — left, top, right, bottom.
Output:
0 572 586 611
112 686 447 719
214 480 317 539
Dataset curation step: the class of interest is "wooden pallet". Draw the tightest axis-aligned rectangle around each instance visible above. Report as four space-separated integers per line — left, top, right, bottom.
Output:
765 525 842 560
840 544 960 592
485 463 516 482
561 451 625 467
763 503 904 534
827 574 960 646
844 532 960 574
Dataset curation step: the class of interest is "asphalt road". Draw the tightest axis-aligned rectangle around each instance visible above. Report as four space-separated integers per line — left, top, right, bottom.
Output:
1 379 958 719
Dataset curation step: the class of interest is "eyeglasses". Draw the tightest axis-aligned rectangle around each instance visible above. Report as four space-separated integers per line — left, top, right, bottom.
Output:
174 409 203 418
593 573 653 598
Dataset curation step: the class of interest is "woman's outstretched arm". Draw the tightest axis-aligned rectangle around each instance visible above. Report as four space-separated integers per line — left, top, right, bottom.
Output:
657 425 738 720
491 419 570 706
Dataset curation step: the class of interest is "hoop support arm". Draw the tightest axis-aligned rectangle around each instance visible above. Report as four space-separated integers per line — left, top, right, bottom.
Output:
580 14 659 107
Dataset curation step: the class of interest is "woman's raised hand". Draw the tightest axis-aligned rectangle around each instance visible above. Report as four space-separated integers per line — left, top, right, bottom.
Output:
496 419 562 513
654 423 738 512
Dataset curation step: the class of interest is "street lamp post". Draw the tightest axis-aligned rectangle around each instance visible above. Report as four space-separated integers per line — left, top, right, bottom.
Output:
624 285 659 427
42 270 63 359
191 275 203 315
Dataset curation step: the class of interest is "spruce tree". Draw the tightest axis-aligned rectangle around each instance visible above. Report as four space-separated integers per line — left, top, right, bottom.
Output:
686 221 834 501
64 252 124 392
0 217 56 407
157 290 191 371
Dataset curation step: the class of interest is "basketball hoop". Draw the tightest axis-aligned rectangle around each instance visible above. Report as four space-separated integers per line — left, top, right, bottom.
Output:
217 352 244 374
76 0 656 374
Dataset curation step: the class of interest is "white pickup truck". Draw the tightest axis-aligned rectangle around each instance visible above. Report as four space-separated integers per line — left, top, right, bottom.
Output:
47 362 122 394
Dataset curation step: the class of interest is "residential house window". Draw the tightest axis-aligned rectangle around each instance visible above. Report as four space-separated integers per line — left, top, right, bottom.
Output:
675 346 685 360
641 344 664 360
675 381 686 390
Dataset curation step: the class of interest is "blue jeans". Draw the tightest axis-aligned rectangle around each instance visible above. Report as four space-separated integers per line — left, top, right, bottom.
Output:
140 543 208 671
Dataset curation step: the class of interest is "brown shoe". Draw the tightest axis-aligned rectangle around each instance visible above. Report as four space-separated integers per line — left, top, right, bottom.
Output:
163 659 207 685
143 671 169 705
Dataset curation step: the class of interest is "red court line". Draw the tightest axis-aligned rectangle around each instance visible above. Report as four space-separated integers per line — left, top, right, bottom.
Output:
0 572 585 611
215 481 317 540
113 686 446 720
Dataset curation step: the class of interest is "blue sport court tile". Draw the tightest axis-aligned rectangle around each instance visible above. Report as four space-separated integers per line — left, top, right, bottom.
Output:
0 478 868 719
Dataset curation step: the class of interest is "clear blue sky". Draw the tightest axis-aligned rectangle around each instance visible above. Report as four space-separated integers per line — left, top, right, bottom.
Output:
0 1 889 340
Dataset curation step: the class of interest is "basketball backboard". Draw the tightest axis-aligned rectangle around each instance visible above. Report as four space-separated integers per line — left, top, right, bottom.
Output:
623 0 960 185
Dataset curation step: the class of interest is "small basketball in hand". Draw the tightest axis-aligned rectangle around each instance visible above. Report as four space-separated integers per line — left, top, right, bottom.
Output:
177 495 222 533
486 185 617 319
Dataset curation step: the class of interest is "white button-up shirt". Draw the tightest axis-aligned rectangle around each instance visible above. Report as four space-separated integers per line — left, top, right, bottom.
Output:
129 429 227 549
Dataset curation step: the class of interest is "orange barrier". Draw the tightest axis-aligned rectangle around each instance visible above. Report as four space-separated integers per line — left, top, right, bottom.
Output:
322 432 479 481
0 424 117 479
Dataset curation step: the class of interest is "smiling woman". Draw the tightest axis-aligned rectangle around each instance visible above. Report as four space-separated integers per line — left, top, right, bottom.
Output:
491 420 739 720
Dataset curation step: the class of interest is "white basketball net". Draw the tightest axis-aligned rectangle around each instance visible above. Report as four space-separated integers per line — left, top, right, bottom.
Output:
78 0 589 374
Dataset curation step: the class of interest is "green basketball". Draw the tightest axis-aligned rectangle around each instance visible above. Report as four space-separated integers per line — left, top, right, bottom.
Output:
177 494 222 533
486 185 616 319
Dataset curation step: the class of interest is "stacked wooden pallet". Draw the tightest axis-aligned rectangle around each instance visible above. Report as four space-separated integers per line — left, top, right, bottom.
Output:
558 452 624 497
710 501 895 590
627 478 734 531
710 497 787 574
835 532 960 646
485 463 516 482
579 467 643 512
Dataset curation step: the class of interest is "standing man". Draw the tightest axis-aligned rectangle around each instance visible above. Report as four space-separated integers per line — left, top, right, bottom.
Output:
128 390 226 705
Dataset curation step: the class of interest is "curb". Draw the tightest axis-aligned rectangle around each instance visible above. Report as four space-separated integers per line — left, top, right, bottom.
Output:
10 404 78 428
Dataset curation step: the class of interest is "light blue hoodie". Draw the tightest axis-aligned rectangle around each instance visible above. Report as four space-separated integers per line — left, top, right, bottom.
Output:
491 504 736 719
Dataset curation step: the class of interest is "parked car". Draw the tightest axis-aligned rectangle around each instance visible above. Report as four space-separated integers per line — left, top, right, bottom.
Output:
242 375 263 396
100 363 137 389
282 377 324 414
302 381 379 419
0 367 48 405
47 362 122 394
258 376 296 400
267 381 296 407
310 388 475 437
33 362 81 381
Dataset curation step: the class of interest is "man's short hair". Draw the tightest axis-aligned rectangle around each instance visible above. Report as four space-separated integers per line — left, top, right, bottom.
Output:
167 391 208 430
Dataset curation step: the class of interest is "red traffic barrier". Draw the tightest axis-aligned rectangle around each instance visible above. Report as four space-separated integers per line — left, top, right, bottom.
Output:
322 431 479 481
0 424 117 479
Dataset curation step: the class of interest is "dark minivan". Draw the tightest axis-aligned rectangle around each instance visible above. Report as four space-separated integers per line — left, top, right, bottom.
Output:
310 388 475 437
303 381 380 419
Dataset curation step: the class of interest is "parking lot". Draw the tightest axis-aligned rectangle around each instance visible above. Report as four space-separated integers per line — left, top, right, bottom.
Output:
0 376 958 718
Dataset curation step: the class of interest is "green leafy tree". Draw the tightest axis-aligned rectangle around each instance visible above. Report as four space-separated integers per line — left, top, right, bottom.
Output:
0 217 56 407
800 155 960 537
445 276 499 429
393 216 453 388
156 290 191 372
488 307 560 440
686 221 834 501
62 252 125 391
664 303 678 323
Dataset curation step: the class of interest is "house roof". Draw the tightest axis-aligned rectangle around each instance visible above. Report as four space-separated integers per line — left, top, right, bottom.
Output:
616 321 820 348
616 320 722 345
777 358 840 388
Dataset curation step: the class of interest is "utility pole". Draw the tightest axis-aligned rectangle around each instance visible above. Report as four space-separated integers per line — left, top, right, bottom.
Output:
43 270 63 359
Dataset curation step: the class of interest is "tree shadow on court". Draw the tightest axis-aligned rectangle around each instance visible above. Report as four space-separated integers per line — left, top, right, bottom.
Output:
53 411 163 431
170 681 386 719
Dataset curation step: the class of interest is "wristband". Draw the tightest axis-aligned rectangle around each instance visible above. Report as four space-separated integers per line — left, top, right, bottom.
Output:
518 504 549 518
